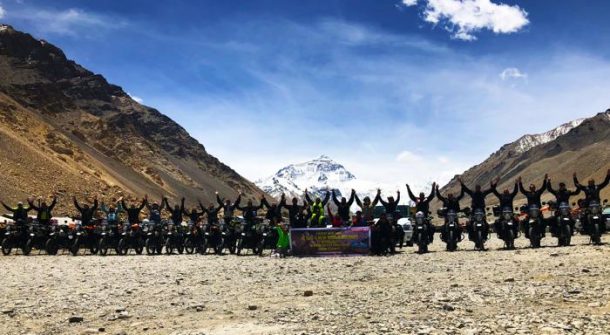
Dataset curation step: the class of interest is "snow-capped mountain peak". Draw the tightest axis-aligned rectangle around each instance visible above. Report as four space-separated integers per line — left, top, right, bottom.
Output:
256 155 359 199
514 118 584 153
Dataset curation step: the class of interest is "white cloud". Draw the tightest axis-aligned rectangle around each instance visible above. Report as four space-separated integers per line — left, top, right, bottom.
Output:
401 0 529 41
5 6 126 36
500 67 527 80
396 150 423 163
127 92 144 104
0 5 5 19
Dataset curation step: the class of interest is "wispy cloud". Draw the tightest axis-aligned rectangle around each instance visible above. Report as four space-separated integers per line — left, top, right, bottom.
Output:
145 18 610 189
4 5 126 36
400 0 529 41
500 67 527 80
0 5 6 19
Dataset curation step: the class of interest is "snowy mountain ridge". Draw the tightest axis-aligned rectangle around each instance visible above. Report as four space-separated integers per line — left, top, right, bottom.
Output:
514 119 584 153
256 155 361 199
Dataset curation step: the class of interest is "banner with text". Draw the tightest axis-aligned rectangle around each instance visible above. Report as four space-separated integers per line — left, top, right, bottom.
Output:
289 227 370 256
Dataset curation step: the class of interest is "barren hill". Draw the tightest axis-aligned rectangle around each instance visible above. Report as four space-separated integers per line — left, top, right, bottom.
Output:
0 24 263 215
437 110 610 209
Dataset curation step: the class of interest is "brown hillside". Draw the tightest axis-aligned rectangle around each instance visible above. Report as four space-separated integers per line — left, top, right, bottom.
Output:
437 110 610 210
0 25 264 215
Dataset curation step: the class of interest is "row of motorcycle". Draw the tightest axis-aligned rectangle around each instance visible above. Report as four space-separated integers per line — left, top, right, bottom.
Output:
410 199 609 254
0 218 279 256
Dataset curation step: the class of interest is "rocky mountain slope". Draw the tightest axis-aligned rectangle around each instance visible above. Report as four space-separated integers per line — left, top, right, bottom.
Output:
438 110 610 209
0 24 263 214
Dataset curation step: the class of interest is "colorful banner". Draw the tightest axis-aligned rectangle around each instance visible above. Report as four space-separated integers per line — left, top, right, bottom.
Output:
289 227 370 256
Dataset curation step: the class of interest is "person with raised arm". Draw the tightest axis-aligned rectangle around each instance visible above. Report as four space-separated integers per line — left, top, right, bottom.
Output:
217 191 241 226
304 188 331 227
73 195 98 227
407 183 436 243
491 178 519 242
332 189 356 226
28 194 57 227
354 190 380 224
121 195 148 225
279 193 307 228
164 197 185 225
459 177 495 244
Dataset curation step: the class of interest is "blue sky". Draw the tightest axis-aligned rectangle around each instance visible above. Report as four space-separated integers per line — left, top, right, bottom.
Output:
2 0 610 189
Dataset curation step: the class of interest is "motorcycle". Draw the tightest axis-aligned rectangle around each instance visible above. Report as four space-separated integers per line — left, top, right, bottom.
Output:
585 199 606 245
471 209 487 251
2 222 33 255
413 214 430 254
255 220 278 256
69 222 100 256
183 221 204 254
554 202 574 247
164 222 185 255
525 204 545 248
236 219 263 255
496 207 517 250
386 212 405 248
143 220 164 255
221 219 240 254
117 222 144 255
45 220 72 255
202 222 224 255
98 220 121 256
440 208 461 252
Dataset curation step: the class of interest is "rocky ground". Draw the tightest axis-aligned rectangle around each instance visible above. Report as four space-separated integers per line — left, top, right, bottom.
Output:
1 234 609 335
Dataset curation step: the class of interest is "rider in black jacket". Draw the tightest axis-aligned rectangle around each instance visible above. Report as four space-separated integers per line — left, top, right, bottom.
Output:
28 196 57 226
492 179 519 239
121 196 148 224
459 177 495 241
2 199 32 226
407 183 436 242
279 194 307 228
164 197 185 225
217 192 241 225
573 170 610 205
375 191 400 217
332 189 356 225
547 178 580 236
73 196 98 226
518 175 548 209
519 175 548 238
436 184 465 241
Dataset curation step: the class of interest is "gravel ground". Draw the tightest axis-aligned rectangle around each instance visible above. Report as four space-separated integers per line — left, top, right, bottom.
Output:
1 234 609 335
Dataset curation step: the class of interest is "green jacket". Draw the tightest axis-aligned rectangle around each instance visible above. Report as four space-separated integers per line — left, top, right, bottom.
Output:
276 226 289 249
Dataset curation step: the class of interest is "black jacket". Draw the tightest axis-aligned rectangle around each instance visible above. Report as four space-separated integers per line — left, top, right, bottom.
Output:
493 183 518 209
122 199 147 224
407 185 435 214
236 201 264 223
332 191 355 221
164 198 185 224
574 174 610 204
2 202 31 223
436 187 465 212
74 199 98 226
461 182 494 211
519 179 547 208
29 197 57 223
376 192 401 214
548 182 580 204
217 194 241 219
279 197 306 226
